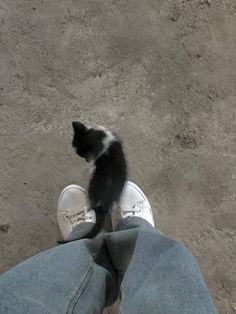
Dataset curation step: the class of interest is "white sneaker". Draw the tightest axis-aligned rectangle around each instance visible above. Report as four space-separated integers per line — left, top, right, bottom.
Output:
57 184 95 240
112 181 155 228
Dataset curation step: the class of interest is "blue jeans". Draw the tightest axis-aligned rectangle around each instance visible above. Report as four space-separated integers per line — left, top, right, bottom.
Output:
0 217 217 314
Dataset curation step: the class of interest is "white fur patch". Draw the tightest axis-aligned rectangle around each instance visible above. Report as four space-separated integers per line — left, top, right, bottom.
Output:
89 162 96 176
97 126 116 157
102 129 115 151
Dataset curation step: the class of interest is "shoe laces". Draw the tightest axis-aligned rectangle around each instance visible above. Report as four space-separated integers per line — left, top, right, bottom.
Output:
120 200 148 215
64 207 92 225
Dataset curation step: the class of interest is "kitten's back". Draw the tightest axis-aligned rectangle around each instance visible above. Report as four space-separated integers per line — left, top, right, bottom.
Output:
89 140 127 211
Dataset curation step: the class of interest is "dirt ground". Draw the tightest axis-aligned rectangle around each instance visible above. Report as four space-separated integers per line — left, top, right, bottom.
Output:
0 0 236 313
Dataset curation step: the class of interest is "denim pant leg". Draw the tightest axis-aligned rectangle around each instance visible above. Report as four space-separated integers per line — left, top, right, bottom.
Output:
106 217 217 314
0 218 217 314
0 237 118 314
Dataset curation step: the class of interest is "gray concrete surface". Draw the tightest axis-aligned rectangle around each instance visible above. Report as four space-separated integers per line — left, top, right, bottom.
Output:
0 0 236 313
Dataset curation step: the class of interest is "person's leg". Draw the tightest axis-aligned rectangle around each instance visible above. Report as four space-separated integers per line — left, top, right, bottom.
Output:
114 218 217 314
0 182 218 314
106 182 218 314
0 185 118 314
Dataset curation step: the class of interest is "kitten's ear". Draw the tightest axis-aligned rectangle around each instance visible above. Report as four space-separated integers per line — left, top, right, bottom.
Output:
72 121 87 133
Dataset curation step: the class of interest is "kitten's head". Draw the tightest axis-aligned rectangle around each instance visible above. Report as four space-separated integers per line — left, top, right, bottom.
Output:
72 121 106 162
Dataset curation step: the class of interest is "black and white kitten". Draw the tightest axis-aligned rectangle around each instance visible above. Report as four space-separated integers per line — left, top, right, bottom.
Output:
60 121 127 242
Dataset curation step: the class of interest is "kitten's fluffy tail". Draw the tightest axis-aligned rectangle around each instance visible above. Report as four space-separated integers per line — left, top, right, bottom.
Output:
85 209 105 238
57 208 105 244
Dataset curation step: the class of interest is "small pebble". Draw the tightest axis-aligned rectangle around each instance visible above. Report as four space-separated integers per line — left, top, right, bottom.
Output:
200 0 211 6
170 9 180 22
171 15 179 22
231 302 236 311
0 224 10 232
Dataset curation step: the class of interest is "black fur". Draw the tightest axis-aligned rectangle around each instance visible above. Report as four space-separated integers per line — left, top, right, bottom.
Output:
59 121 127 242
